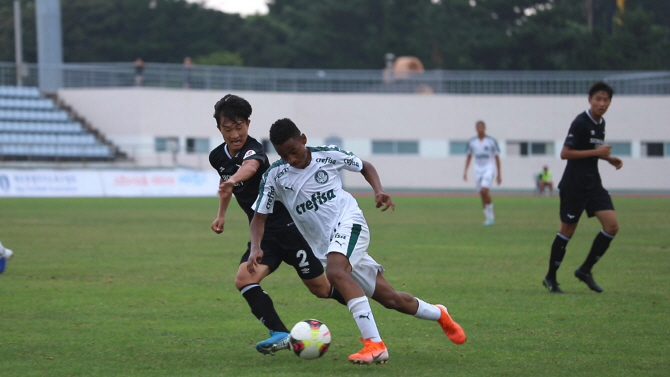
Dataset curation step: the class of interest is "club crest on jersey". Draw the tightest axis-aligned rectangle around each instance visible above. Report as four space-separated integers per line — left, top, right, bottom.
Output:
314 169 329 184
244 150 256 158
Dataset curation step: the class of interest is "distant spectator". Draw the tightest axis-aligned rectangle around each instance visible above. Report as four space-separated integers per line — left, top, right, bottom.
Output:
539 165 554 196
134 58 145 86
183 56 193 88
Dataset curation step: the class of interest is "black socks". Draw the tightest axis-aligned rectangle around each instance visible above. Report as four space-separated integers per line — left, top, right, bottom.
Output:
547 233 570 281
240 284 289 333
579 230 615 274
328 286 347 305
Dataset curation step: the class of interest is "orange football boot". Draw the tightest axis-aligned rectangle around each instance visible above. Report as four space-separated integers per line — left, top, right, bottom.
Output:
348 338 389 365
436 304 467 344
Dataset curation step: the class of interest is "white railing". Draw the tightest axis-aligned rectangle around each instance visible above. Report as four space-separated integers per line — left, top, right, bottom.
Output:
1 62 668 95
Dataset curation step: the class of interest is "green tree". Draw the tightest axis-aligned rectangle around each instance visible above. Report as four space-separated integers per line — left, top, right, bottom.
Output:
193 51 243 66
595 5 670 69
471 0 669 70
0 1 37 63
262 0 389 68
62 0 245 63
236 15 296 68
0 0 668 70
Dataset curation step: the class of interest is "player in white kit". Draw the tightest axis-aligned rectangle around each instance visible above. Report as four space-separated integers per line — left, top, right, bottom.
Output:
249 118 466 365
0 241 13 274
463 120 502 226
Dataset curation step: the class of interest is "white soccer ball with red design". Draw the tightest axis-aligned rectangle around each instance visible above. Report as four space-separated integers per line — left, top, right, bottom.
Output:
289 319 331 360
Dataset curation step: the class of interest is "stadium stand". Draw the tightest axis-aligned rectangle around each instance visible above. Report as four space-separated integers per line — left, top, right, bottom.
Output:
0 86 125 162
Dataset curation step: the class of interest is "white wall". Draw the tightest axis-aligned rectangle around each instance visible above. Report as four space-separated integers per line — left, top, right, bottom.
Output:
57 88 670 191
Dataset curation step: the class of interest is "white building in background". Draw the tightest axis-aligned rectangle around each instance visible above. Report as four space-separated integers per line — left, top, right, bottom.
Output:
57 87 670 192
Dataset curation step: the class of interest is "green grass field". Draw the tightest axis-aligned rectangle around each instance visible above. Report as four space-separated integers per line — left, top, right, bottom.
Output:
1 195 668 377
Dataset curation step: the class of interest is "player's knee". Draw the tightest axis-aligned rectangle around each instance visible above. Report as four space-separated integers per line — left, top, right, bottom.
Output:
234 277 248 290
234 272 258 290
307 284 331 299
604 223 619 235
559 223 577 238
312 289 331 299
325 267 347 284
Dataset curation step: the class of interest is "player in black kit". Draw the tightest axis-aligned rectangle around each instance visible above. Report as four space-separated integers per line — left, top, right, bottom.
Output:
209 94 345 355
543 82 623 294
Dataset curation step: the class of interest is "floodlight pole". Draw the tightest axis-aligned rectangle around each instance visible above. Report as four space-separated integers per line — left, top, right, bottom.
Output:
14 0 24 86
35 0 64 93
384 53 395 83
585 0 593 30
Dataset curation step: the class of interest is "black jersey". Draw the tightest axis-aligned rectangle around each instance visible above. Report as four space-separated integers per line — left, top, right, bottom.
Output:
209 136 294 231
558 111 606 190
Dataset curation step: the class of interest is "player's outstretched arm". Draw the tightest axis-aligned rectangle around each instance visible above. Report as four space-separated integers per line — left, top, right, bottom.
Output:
212 178 231 234
211 159 260 234
218 159 260 197
248 212 269 275
360 160 394 212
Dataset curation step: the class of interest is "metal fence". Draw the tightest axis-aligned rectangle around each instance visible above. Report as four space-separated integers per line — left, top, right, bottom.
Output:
1 62 669 95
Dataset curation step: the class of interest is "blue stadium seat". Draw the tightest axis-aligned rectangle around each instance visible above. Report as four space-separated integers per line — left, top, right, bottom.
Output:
0 86 117 161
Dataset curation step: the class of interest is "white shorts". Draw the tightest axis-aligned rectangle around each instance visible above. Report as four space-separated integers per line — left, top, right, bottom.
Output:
328 221 384 297
475 168 495 191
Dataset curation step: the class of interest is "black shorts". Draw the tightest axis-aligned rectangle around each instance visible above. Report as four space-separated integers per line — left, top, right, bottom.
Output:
559 185 614 224
239 226 324 280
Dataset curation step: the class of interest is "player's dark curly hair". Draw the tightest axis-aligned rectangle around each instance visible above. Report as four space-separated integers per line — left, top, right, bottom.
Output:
213 94 252 127
588 81 614 98
270 118 301 145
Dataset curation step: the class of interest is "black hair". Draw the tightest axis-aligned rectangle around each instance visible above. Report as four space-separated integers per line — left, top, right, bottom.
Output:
270 118 301 145
213 94 252 127
588 81 614 99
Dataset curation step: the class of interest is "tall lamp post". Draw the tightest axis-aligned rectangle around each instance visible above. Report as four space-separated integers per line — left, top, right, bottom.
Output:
13 0 24 86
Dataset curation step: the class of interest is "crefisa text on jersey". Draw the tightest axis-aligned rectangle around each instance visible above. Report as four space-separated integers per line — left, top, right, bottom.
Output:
295 190 336 215
343 158 359 167
265 186 276 210
315 157 336 164
275 166 290 180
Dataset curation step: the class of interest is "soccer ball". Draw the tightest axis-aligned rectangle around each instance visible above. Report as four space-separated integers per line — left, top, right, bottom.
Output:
289 319 331 360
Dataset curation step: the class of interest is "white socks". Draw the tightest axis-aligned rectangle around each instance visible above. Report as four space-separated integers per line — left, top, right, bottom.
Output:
484 203 494 220
413 298 441 321
347 297 445 342
348 296 381 342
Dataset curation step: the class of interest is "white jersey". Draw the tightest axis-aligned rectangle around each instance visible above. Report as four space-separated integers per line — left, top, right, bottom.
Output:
466 136 499 172
253 146 367 260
